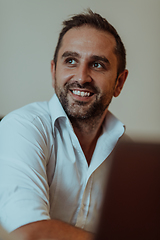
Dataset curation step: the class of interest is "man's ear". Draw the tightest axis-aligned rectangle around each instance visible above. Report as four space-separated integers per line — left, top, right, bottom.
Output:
113 69 128 97
51 60 56 89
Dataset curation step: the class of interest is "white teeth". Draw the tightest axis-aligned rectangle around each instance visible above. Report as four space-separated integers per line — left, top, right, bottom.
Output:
72 90 91 97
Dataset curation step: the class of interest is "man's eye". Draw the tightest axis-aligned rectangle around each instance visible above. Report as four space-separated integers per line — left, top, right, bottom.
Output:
66 58 76 65
93 62 103 69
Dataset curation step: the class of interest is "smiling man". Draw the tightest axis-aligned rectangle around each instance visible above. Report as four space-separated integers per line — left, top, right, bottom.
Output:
0 9 128 240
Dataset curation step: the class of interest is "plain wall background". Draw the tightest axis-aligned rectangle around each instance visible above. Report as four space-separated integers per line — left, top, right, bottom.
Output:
0 0 160 142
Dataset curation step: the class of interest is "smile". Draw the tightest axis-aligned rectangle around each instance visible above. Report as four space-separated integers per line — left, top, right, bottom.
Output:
71 90 93 97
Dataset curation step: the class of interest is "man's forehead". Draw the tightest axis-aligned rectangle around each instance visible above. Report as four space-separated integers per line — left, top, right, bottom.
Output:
58 26 117 58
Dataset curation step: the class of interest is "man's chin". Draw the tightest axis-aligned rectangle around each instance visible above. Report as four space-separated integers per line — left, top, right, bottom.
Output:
56 91 107 120
66 107 93 120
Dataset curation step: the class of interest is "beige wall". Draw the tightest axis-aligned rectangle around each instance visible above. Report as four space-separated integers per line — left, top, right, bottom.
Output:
0 0 160 142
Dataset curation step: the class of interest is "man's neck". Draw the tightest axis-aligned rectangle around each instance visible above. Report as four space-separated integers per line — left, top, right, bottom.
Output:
69 112 107 165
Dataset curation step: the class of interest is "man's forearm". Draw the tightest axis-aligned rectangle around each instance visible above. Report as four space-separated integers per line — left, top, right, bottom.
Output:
11 219 95 240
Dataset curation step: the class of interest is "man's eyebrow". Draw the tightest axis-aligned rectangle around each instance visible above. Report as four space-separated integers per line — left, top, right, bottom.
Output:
61 52 110 65
62 51 80 59
90 55 110 64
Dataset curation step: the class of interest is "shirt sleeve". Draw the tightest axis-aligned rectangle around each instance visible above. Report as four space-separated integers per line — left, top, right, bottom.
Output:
0 109 51 232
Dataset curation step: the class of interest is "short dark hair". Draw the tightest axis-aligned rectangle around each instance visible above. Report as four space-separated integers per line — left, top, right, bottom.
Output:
53 9 126 75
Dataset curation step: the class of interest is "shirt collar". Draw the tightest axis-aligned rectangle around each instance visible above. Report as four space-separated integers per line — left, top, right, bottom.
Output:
49 94 66 121
48 93 125 143
98 110 125 154
102 110 125 138
48 94 73 136
88 111 125 174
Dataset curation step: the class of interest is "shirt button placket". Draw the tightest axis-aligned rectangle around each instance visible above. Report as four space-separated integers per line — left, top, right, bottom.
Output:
75 175 93 229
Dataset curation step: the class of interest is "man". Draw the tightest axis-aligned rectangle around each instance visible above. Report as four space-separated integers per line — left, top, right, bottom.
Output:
0 9 128 240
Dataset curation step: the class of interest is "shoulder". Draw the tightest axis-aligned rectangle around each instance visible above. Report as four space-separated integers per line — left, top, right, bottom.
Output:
1 101 52 132
0 101 54 155
6 101 50 121
0 101 55 170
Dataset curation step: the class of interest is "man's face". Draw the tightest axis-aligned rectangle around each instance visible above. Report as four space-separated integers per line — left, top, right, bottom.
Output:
51 26 127 120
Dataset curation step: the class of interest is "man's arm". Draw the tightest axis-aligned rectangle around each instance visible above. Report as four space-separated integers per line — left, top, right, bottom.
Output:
11 219 95 240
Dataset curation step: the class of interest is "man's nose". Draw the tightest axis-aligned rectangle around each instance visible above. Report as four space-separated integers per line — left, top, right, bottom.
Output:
75 64 92 84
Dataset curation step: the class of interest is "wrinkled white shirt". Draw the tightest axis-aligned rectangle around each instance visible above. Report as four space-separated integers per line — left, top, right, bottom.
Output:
0 94 125 233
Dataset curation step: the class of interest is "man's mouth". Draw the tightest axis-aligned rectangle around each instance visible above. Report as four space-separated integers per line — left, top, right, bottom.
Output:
70 89 94 97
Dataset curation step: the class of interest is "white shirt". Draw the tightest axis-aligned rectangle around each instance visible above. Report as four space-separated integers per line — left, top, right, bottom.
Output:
0 94 125 233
